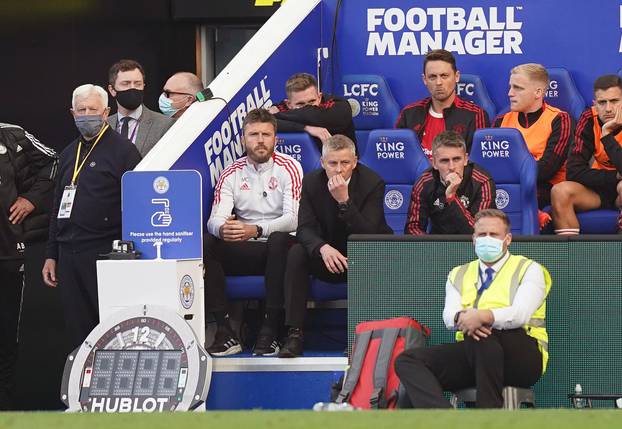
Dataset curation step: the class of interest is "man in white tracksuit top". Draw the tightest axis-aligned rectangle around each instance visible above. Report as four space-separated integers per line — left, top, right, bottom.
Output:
204 108 303 357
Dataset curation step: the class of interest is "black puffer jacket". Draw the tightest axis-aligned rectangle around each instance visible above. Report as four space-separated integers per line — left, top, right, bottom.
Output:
0 123 57 258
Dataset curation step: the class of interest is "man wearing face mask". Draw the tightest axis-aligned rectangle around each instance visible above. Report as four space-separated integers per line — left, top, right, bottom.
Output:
279 135 392 357
42 84 142 353
159 72 204 119
405 130 496 235
107 59 174 157
395 209 551 408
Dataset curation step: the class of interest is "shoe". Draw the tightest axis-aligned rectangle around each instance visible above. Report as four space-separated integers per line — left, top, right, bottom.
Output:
278 328 304 358
206 328 242 356
253 328 280 356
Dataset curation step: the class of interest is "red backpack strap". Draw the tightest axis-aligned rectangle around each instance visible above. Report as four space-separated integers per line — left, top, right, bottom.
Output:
336 330 372 404
370 327 400 409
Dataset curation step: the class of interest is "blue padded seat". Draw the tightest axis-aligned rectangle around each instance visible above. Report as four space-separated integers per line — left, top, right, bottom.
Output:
225 276 347 301
309 279 347 301
456 73 496 122
470 128 539 235
340 74 401 156
275 132 321 174
359 129 430 234
543 67 586 121
542 206 619 234
576 209 619 234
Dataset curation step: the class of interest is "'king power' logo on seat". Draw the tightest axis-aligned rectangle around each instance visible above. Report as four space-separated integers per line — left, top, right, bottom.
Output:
480 137 510 158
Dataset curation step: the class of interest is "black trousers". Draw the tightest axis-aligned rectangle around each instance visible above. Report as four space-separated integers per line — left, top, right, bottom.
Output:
395 328 542 408
283 243 346 328
0 259 23 410
537 183 553 209
203 232 295 313
57 240 110 355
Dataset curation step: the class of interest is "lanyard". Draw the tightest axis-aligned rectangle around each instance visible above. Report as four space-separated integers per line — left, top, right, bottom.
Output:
72 124 108 185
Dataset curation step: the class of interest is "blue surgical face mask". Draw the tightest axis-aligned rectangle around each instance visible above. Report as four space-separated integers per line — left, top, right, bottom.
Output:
75 114 105 140
159 93 180 117
475 236 505 263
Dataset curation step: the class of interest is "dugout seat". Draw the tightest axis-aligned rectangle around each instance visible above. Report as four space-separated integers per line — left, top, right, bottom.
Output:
225 277 347 301
470 128 539 235
340 74 401 156
457 74 496 122
359 129 430 234
576 210 620 234
541 205 619 234
275 132 321 174
543 67 586 121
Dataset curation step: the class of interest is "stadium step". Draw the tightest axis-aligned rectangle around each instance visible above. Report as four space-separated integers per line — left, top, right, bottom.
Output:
205 352 347 410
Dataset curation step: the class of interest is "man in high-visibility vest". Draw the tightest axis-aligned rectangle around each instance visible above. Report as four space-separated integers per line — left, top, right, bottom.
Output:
395 209 551 408
551 74 622 235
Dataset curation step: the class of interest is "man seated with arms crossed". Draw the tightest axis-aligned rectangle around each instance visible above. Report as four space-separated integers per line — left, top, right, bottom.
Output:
396 209 551 408
204 108 303 356
494 63 572 208
405 130 496 235
269 73 357 153
395 49 489 158
551 74 622 235
278 135 392 358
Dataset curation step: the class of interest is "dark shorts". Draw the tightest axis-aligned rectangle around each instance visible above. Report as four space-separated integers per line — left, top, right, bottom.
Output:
593 186 619 209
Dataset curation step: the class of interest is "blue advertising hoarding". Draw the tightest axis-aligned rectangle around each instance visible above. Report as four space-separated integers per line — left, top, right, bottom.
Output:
322 0 622 114
122 170 203 260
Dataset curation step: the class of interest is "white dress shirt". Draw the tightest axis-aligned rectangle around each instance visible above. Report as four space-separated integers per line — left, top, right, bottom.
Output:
443 251 546 330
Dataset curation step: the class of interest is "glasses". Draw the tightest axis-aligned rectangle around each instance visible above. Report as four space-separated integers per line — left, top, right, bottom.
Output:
162 90 195 98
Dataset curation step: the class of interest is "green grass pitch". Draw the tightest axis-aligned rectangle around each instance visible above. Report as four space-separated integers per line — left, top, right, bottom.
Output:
1 410 621 429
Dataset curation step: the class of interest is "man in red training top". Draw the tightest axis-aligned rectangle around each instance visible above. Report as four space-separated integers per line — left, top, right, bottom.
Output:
395 49 489 158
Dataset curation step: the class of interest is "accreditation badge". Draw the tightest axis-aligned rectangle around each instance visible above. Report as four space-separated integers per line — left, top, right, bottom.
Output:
58 185 77 219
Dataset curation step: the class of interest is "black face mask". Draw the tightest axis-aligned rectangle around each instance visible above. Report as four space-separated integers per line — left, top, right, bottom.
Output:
114 88 144 110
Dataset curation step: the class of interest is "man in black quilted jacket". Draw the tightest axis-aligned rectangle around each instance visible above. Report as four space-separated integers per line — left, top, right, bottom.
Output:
0 123 58 410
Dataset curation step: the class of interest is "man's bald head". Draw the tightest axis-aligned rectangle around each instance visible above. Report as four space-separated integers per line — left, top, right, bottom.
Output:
161 72 204 118
167 72 204 96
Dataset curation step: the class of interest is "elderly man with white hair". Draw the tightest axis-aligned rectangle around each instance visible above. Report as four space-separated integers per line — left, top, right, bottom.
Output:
42 84 142 353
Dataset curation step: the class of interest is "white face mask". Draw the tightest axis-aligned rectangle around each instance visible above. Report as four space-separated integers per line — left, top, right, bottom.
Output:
158 93 180 117
475 236 505 263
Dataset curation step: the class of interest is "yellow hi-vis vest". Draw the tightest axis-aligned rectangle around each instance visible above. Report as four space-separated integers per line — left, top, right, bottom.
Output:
449 254 552 373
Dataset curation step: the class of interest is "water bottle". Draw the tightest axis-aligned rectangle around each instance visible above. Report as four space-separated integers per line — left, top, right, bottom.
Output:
312 402 355 411
574 384 586 409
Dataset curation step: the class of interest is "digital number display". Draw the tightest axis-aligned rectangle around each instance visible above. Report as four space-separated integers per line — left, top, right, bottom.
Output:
88 350 182 397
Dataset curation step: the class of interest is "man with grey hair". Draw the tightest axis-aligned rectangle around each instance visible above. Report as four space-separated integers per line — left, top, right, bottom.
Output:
159 71 204 119
43 84 142 353
279 134 392 357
